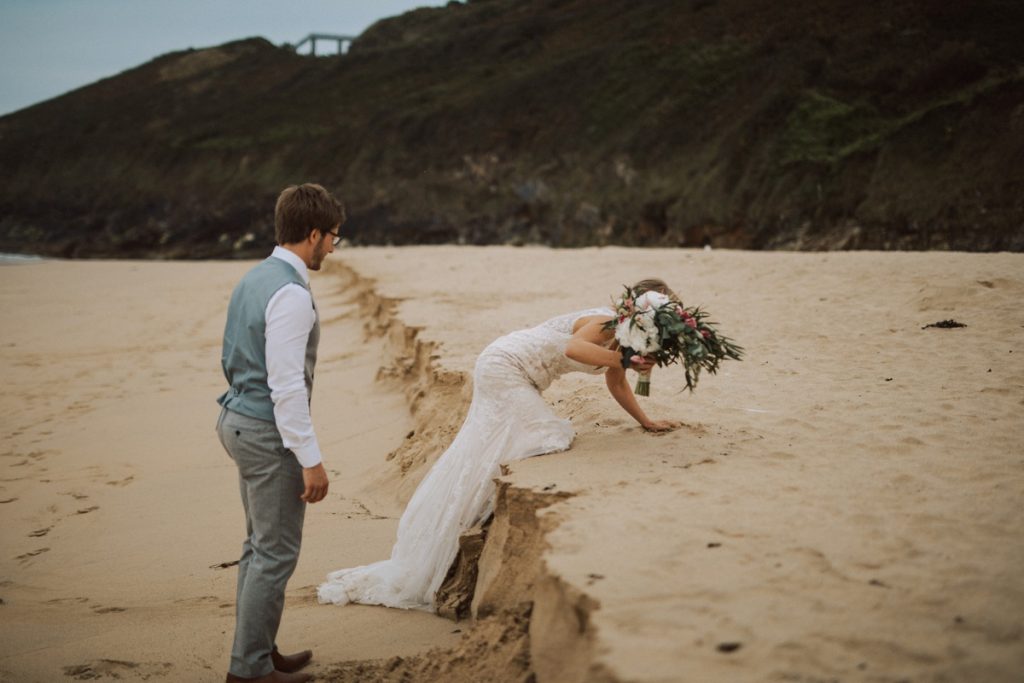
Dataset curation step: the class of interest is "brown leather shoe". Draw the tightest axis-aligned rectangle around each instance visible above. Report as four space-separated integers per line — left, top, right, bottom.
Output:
272 647 313 673
225 669 312 682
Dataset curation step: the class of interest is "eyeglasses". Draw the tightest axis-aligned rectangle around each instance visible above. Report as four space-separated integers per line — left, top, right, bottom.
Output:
326 230 343 247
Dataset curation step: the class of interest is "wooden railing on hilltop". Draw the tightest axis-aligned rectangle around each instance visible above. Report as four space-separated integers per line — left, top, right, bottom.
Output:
292 33 356 56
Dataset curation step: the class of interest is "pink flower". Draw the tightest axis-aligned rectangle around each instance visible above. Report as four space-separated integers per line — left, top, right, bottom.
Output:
701 329 711 338
686 318 697 329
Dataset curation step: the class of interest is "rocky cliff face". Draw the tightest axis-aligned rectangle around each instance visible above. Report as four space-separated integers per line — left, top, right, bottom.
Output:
1 0 1022 257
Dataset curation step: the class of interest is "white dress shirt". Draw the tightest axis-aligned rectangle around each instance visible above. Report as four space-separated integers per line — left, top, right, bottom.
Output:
265 246 322 468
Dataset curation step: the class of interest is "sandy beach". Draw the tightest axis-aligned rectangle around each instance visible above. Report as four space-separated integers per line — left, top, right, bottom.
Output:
2 247 1022 682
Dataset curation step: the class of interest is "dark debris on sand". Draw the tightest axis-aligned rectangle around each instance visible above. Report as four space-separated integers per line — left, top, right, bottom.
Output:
922 319 967 329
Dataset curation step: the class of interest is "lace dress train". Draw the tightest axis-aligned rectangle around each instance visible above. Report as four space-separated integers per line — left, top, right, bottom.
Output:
317 308 612 611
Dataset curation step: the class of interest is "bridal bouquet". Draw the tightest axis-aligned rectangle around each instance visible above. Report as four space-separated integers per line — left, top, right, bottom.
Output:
604 286 744 395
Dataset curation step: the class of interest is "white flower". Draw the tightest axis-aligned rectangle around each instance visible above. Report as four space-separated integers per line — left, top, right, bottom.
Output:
615 321 643 352
634 291 670 311
630 325 653 353
614 321 636 349
616 314 662 354
637 308 656 329
644 322 660 351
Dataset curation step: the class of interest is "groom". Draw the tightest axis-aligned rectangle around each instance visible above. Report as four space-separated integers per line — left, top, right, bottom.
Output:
216 183 344 683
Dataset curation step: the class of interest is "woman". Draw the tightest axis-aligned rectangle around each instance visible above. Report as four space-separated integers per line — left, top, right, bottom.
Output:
318 279 680 611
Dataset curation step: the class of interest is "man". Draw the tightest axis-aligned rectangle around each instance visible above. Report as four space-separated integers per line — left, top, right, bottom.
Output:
216 183 344 682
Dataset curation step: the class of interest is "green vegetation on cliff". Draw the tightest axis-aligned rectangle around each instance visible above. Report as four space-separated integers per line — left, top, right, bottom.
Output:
1 0 1022 257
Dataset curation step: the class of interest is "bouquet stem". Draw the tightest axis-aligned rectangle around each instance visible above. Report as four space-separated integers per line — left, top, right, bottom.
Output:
634 372 651 396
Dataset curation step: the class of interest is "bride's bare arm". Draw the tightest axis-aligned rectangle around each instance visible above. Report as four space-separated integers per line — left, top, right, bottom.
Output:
604 365 653 428
566 318 679 432
604 366 678 432
564 318 629 368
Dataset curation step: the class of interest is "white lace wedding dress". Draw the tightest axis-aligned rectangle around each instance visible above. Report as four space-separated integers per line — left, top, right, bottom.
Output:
317 307 614 611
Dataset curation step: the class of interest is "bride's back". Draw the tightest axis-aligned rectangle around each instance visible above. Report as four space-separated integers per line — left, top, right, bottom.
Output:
479 308 613 392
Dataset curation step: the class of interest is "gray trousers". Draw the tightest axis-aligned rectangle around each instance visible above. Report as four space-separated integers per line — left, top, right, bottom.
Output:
217 407 306 679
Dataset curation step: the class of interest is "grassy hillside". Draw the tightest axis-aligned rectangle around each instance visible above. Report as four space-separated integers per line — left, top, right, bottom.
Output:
1 0 1022 257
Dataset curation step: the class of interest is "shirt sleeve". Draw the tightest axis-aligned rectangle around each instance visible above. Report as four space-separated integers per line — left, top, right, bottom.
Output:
265 283 322 468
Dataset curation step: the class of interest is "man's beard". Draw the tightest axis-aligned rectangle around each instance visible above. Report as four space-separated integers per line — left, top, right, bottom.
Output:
310 240 326 270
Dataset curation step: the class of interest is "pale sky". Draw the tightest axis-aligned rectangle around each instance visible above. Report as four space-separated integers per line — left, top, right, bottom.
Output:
0 0 450 116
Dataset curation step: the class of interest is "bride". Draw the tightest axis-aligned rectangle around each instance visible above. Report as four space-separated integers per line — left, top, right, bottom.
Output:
318 279 681 611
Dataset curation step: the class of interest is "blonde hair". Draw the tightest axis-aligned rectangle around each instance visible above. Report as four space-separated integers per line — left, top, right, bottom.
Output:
632 278 680 303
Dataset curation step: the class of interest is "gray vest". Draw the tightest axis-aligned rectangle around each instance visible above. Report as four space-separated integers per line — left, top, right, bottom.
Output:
218 256 320 422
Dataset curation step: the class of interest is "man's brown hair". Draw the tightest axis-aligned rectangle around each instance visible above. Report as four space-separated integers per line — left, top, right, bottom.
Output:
274 183 346 245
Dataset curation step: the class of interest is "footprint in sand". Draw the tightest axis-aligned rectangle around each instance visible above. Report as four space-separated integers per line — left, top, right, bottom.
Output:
92 606 126 614
351 500 390 520
173 595 219 606
45 597 90 605
28 526 51 538
63 660 173 680
16 547 49 562
764 451 795 461
105 475 134 487
678 458 717 470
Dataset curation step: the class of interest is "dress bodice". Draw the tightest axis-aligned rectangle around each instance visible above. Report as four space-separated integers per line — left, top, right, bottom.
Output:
480 307 615 392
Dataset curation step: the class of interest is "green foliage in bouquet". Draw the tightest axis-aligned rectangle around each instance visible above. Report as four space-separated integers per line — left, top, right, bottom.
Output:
604 286 744 394
666 305 744 392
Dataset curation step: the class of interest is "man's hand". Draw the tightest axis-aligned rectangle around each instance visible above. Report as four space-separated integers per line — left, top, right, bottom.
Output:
301 463 329 503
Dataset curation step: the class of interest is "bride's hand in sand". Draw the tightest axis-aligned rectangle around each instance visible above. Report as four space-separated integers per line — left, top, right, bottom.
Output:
642 419 681 433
